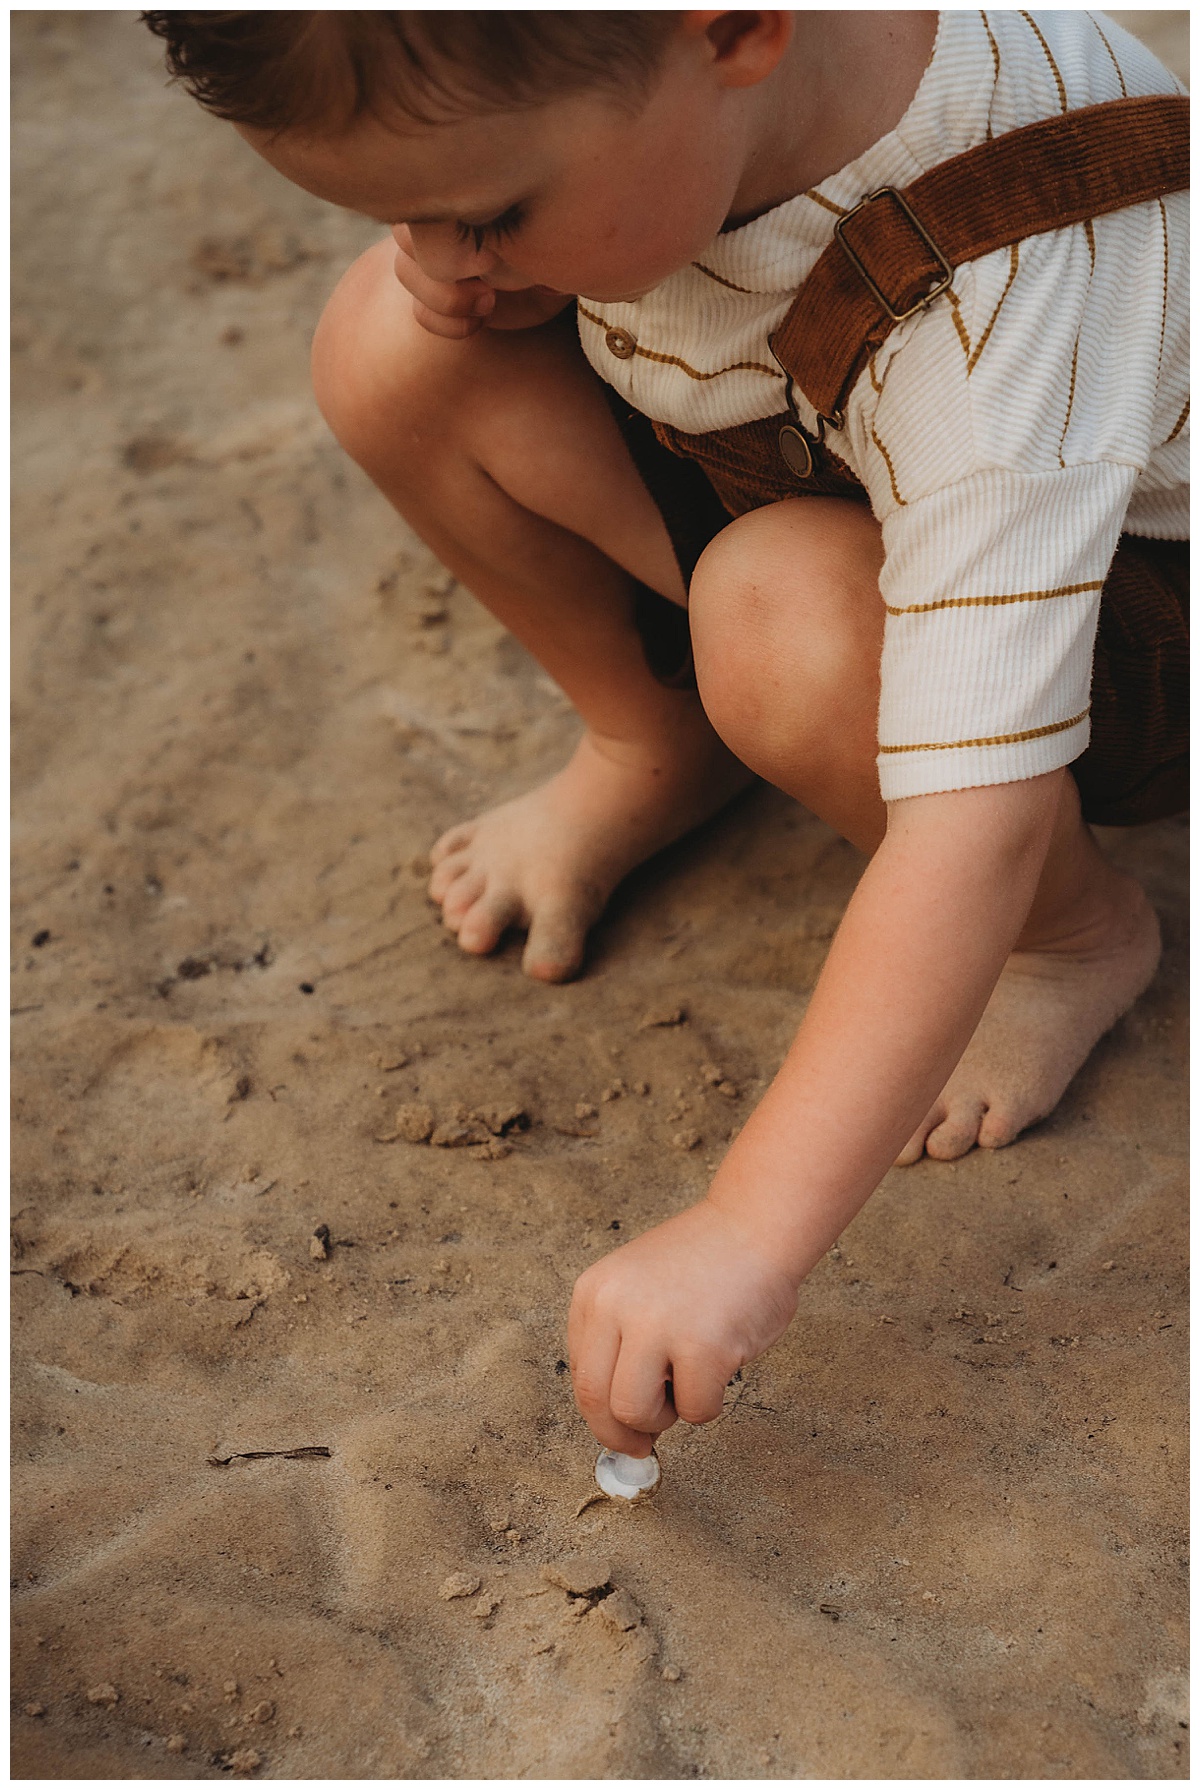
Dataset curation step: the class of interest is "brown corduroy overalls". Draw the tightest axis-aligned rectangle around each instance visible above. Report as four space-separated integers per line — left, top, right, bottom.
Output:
604 95 1189 827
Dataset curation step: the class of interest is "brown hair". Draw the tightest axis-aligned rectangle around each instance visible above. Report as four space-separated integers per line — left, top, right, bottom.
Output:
141 11 679 134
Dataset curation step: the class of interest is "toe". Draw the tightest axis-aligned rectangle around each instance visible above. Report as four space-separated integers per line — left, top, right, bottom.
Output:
430 822 475 866
895 1102 945 1166
457 891 521 956
977 1103 1026 1151
429 847 472 903
522 900 589 983
923 1097 987 1161
439 868 485 929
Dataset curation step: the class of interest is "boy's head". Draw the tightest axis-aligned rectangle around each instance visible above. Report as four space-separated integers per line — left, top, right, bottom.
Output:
143 11 793 304
141 12 682 136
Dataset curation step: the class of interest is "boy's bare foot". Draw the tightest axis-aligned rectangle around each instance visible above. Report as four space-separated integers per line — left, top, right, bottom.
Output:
429 729 753 981
896 870 1161 1164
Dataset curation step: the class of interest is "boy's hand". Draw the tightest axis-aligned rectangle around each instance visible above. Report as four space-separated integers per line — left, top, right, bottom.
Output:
568 1202 798 1456
392 226 573 337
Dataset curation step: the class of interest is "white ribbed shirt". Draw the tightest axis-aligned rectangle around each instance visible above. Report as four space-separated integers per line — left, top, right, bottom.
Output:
578 11 1189 801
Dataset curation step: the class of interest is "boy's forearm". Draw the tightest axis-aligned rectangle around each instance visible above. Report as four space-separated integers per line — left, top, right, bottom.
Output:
706 773 1064 1283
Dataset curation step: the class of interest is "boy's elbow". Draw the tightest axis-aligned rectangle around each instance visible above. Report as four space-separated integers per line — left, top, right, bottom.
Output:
889 767 1067 870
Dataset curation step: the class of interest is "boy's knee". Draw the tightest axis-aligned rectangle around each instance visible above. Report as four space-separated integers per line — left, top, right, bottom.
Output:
311 240 390 440
687 519 767 729
688 507 817 719
689 498 884 754
311 239 465 470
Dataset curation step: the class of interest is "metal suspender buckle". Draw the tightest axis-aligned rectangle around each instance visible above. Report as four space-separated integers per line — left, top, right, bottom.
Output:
833 187 954 322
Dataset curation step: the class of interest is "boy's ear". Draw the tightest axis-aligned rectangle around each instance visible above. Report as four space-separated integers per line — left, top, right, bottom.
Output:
680 12 792 88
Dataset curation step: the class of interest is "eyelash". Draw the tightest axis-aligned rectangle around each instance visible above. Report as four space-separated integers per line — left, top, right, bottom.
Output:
454 204 525 251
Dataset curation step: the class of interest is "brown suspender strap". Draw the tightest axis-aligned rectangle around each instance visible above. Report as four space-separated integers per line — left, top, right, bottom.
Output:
770 93 1190 428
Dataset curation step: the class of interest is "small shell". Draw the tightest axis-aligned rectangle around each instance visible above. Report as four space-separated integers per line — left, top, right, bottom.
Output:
594 1448 661 1503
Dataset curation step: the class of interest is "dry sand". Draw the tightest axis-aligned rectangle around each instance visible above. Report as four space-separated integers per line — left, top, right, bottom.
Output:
11 12 1188 1780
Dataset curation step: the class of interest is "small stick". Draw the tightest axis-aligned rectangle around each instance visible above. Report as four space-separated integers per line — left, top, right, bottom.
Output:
207 1446 331 1467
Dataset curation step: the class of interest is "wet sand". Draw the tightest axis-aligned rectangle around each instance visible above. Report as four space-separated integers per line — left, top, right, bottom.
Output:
12 12 1188 1779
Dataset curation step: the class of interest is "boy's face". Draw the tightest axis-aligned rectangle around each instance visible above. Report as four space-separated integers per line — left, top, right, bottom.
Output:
241 30 761 303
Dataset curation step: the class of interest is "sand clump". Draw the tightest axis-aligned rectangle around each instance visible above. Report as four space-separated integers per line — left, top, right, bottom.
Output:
540 1556 613 1596
393 1101 435 1143
10 12 1189 1782
438 1573 482 1602
381 1098 526 1153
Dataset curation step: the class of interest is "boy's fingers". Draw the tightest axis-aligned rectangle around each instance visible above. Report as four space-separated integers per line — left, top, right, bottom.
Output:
393 244 493 320
568 1321 651 1455
403 266 492 319
668 1357 729 1427
608 1344 677 1438
569 1338 626 1446
584 1406 659 1457
410 301 486 340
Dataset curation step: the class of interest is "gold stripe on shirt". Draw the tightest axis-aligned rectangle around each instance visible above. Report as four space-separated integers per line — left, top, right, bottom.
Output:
1165 398 1189 444
946 288 973 366
967 243 1020 374
980 10 1002 139
577 303 780 383
1060 221 1097 465
1156 199 1169 375
691 262 754 294
1058 333 1081 468
1089 13 1128 96
879 708 1090 754
805 188 848 218
633 343 781 381
870 423 906 506
1060 221 1103 468
1021 11 1069 111
885 579 1102 617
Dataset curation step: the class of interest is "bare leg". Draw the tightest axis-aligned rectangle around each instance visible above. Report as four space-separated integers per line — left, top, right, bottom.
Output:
313 241 750 980
688 498 1161 1162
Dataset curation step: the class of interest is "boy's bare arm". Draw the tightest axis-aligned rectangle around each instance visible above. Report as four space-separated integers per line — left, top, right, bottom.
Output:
569 770 1064 1455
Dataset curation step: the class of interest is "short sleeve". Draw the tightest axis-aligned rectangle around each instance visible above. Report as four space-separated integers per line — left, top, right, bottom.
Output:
874 461 1137 801
836 192 1185 802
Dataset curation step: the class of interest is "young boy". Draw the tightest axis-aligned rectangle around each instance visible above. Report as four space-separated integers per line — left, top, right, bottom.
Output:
146 12 1188 1462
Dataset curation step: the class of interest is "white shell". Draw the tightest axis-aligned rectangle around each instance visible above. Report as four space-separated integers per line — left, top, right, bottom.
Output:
595 1448 661 1502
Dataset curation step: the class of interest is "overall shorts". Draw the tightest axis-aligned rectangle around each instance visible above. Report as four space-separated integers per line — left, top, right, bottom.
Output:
607 95 1190 828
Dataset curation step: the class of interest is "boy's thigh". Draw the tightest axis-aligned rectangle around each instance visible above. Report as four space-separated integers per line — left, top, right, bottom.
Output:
469 314 688 604
315 239 686 604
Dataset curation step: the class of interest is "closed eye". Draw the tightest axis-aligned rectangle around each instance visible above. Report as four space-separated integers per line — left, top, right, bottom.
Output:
454 203 526 252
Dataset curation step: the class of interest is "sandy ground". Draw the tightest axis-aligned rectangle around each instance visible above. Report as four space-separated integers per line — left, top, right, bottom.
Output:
11 12 1189 1781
